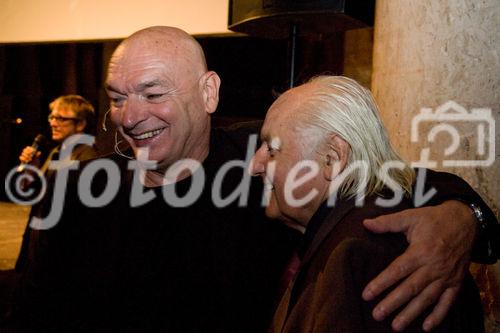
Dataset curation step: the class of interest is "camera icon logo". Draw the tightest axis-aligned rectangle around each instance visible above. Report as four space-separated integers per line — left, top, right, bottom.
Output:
411 100 495 168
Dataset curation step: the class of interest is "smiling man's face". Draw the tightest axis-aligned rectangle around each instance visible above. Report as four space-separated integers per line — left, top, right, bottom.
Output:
106 30 211 174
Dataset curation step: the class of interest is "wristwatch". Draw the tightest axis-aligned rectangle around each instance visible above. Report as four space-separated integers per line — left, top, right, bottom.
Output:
470 203 487 230
469 202 499 263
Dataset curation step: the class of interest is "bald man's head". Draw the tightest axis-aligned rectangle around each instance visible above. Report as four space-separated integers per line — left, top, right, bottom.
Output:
105 26 221 186
110 26 208 84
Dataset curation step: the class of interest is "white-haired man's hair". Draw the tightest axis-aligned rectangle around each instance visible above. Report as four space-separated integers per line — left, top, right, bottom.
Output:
298 75 415 199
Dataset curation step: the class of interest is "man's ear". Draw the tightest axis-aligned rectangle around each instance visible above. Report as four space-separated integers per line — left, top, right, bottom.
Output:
323 135 350 181
200 71 221 114
76 119 87 133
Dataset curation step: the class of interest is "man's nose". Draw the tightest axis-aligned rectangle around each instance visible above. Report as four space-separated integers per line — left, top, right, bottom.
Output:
120 96 146 129
249 146 267 176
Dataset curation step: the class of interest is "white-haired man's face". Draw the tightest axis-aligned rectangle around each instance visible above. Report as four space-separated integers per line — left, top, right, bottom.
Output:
249 86 335 232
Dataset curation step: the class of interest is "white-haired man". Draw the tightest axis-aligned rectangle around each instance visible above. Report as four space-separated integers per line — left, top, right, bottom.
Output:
251 76 487 332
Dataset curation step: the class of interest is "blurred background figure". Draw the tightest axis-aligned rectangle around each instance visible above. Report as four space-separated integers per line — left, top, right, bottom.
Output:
0 94 98 324
18 94 97 174
15 94 98 271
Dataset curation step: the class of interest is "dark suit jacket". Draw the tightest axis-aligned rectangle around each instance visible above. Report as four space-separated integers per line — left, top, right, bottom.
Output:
270 193 484 333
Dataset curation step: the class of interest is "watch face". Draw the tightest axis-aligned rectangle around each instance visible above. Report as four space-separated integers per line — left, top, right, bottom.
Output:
470 202 499 262
470 203 486 225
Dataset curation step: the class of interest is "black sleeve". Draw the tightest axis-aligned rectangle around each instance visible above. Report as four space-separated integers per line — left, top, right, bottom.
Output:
412 168 499 264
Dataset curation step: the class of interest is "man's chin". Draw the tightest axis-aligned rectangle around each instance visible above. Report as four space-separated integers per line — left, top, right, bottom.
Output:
265 206 281 220
265 206 305 232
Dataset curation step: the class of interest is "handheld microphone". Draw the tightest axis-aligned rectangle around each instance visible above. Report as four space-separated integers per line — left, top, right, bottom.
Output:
17 134 47 173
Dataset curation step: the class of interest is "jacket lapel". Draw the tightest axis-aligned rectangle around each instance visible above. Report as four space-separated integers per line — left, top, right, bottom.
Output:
271 197 357 332
301 197 357 265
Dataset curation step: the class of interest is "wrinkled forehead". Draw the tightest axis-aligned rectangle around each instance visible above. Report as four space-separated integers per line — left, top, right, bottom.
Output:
108 43 172 78
108 33 204 81
261 94 296 141
266 87 306 123
50 104 76 116
262 84 320 144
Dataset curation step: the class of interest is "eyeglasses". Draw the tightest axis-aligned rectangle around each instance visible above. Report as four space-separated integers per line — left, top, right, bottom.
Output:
47 115 80 123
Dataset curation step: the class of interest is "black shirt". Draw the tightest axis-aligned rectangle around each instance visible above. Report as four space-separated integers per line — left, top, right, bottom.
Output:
12 126 299 332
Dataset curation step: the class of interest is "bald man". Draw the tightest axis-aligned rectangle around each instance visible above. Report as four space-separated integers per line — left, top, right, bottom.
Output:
106 26 219 186
5 27 497 333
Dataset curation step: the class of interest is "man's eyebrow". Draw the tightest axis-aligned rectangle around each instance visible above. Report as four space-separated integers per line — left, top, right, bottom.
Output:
136 79 167 92
105 83 122 94
268 136 281 150
260 132 269 143
259 133 281 150
105 80 167 94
